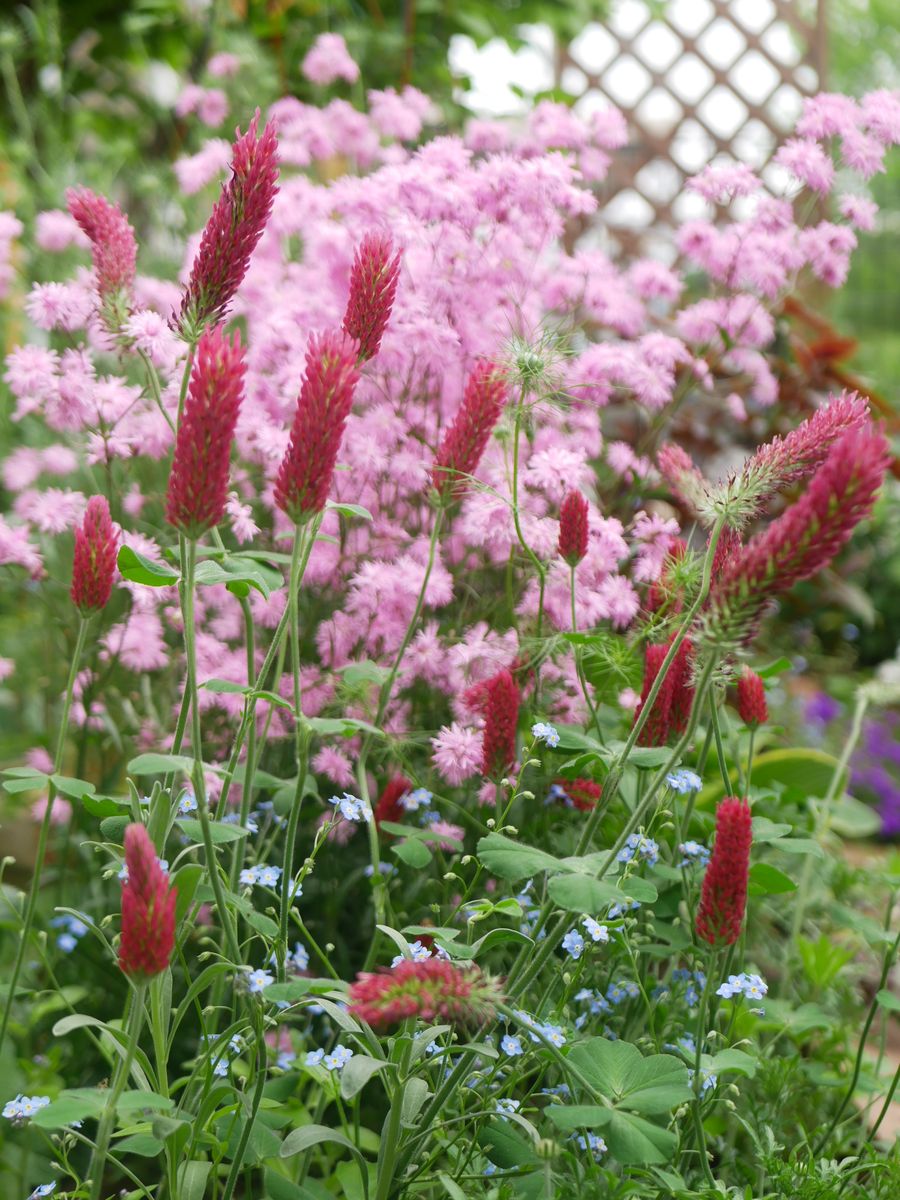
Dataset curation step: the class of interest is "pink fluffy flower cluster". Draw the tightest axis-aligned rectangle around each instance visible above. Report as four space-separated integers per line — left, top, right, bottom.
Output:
1 57 897 798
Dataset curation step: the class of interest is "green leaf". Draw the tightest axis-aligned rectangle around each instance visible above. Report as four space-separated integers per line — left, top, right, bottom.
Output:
476 833 564 882
567 1039 692 1114
708 1048 758 1077
244 909 279 938
703 748 846 804
400 1077 429 1126
477 1120 540 1168
325 500 374 521
445 927 533 960
751 818 792 842
32 1089 106 1128
438 1172 468 1200
603 1110 678 1164
177 1161 213 1200
340 1054 391 1100
391 839 433 868
280 1124 367 1174
117 1090 175 1112
100 815 130 841
266 1170 333 1200
306 715 384 739
776 838 826 859
177 818 250 844
876 989 900 1013
338 661 389 686
194 556 283 599
263 978 336 1005
757 656 792 678
830 794 881 838
545 1104 611 1131
748 862 797 895
128 752 195 776
114 1133 165 1156
547 874 620 914
117 544 179 586
202 678 252 695
50 773 96 799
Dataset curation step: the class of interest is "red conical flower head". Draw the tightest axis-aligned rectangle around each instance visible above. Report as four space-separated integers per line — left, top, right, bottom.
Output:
558 490 589 566
119 823 177 978
342 232 401 361
432 362 508 501
166 326 246 538
71 496 118 613
274 331 361 523
481 668 520 778
348 958 501 1030
736 668 768 728
696 797 752 946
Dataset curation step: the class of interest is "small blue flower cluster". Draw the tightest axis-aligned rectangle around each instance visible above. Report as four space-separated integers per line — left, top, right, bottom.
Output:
531 721 560 748
495 1097 521 1117
514 881 545 938
716 972 768 1001
3 1095 50 1123
665 768 703 793
606 980 641 1005
390 939 446 968
573 1131 607 1160
28 1186 56 1199
560 914 610 960
328 792 371 822
665 968 707 1008
399 787 433 813
306 1045 354 1071
239 863 283 887
50 913 88 953
510 1009 567 1048
677 840 711 869
616 831 659 867
222 811 260 834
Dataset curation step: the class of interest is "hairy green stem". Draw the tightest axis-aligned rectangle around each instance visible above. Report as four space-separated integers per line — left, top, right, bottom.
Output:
88 981 147 1200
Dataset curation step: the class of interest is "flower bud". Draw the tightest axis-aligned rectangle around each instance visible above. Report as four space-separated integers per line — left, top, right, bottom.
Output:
558 490 589 566
70 496 118 614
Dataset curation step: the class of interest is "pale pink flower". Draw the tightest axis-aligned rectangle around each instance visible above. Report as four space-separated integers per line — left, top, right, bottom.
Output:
302 33 360 86
368 87 434 141
838 194 877 231
36 209 89 252
207 52 240 78
431 723 482 786
313 746 355 788
427 820 465 852
774 138 835 194
0 657 13 682
31 794 72 826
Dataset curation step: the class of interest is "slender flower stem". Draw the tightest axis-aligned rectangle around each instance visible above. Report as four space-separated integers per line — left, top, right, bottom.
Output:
791 690 869 940
510 401 547 681
227 597 258 892
88 981 147 1200
709 695 731 792
690 961 718 1188
0 616 89 1053
182 539 241 966
277 522 317 976
220 1015 268 1200
374 1027 415 1200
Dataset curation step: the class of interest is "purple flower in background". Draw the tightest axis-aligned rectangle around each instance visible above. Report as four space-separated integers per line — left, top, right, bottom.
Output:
805 691 842 726
852 713 900 837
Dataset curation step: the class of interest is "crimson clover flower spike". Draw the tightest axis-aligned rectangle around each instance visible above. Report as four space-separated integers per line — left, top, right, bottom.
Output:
634 634 693 746
696 797 752 946
70 496 118 614
558 489 589 566
431 361 509 501
177 110 279 339
341 232 401 362
480 668 520 779
165 326 246 538
736 668 768 728
348 958 502 1030
274 330 361 524
656 443 710 517
66 187 137 331
736 390 870 519
119 824 177 979
704 423 890 648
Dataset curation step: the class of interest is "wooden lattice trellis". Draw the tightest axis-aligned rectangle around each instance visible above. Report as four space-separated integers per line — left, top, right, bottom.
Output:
556 0 827 258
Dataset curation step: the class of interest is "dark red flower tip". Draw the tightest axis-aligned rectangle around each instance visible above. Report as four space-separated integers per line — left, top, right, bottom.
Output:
119 823 177 978
558 490 589 566
736 668 768 728
634 635 694 746
342 231 401 362
177 110 279 337
166 326 246 538
71 496 118 614
274 330 361 523
432 361 508 500
480 668 520 778
66 187 137 327
696 797 752 947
